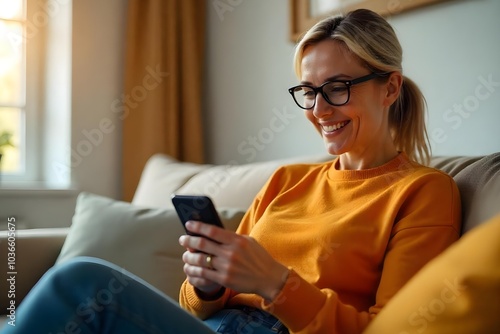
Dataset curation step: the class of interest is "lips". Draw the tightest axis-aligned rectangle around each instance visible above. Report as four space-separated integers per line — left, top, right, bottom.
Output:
320 121 349 133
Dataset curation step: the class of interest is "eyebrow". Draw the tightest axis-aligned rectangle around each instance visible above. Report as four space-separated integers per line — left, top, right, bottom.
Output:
300 73 353 85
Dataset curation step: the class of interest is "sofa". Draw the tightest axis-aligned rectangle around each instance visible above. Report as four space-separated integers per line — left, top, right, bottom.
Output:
1 152 499 332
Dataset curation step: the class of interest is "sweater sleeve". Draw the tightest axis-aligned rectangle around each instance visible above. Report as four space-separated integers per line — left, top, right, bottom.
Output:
370 172 462 314
178 280 233 319
261 269 374 333
261 172 462 334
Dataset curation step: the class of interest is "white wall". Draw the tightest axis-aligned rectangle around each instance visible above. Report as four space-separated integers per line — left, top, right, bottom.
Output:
204 0 323 165
70 0 127 198
392 0 500 156
204 0 500 164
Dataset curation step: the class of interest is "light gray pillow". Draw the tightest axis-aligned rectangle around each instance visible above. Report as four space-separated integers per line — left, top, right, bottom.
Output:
56 192 245 300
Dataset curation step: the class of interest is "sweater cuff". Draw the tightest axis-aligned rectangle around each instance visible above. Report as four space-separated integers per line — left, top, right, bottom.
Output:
180 280 229 319
260 268 327 331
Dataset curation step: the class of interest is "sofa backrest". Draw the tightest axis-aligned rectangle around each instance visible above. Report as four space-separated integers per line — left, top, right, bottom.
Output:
132 153 332 210
438 153 500 233
133 152 500 235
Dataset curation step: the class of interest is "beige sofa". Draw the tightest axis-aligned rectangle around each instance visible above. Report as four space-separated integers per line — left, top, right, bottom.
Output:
1 152 499 331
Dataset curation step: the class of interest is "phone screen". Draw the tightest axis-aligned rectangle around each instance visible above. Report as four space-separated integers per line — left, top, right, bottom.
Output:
171 195 224 234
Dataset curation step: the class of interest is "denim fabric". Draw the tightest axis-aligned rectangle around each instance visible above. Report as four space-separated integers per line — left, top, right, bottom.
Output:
204 307 289 334
1 257 216 334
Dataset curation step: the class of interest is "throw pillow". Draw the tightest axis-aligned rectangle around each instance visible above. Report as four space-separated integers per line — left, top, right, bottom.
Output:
56 192 245 300
363 213 500 334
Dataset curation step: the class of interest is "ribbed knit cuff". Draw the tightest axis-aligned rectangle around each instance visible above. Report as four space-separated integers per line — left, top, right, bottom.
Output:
260 269 327 332
180 280 228 319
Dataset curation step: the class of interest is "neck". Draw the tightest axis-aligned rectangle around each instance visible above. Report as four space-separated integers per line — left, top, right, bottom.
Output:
337 145 399 170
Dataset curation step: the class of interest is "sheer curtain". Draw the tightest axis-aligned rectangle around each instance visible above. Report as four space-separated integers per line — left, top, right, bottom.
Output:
122 0 206 201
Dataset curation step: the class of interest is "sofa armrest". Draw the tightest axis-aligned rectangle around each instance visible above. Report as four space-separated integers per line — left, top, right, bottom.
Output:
0 228 69 313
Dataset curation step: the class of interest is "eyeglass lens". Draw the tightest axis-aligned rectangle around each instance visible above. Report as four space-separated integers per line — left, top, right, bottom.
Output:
292 82 349 109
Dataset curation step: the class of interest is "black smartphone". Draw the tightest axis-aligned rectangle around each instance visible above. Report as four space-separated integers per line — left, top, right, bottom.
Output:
171 195 225 235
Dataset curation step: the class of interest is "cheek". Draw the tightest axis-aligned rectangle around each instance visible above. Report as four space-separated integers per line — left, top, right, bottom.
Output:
353 107 386 137
348 93 381 125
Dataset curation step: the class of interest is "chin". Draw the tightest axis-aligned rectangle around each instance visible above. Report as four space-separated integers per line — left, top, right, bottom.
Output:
323 142 346 156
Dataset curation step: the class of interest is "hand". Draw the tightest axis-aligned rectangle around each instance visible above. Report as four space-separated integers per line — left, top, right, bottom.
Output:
179 221 289 301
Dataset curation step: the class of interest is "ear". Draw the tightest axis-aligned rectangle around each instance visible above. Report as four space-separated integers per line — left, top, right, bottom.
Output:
383 72 403 107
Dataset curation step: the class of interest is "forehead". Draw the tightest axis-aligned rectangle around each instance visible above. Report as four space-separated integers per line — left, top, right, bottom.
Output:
301 40 364 81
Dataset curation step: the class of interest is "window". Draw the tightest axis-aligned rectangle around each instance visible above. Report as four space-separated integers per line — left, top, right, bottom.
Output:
0 0 72 188
0 0 25 175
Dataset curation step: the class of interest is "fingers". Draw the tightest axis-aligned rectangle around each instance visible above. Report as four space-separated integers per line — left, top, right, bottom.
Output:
183 264 220 293
178 221 233 254
182 250 217 270
179 234 217 256
185 221 233 244
182 250 222 294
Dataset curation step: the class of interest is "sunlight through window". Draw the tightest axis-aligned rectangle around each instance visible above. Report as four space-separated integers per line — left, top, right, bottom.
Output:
0 0 25 174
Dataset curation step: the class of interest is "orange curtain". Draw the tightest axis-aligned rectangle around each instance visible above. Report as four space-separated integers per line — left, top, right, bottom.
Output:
122 0 206 201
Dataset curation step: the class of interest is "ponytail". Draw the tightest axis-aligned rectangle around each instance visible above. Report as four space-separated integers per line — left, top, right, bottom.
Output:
390 76 431 165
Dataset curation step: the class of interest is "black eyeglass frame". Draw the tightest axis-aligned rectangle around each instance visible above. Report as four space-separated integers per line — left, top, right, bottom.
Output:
288 72 390 110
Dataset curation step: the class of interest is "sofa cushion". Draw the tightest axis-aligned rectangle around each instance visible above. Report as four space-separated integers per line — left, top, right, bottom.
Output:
56 192 245 300
0 228 69 314
429 155 483 177
132 153 332 210
452 152 500 234
132 154 212 209
363 213 500 334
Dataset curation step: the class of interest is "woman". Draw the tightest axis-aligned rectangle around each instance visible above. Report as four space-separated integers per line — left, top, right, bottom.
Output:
4 9 460 334
178 8 460 333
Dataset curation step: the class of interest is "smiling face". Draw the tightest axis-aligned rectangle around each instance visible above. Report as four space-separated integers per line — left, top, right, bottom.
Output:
300 39 401 169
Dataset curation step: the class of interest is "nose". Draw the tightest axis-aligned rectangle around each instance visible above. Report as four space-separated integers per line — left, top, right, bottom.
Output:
312 93 334 119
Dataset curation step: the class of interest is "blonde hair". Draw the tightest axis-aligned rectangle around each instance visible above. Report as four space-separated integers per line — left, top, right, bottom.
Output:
294 9 430 164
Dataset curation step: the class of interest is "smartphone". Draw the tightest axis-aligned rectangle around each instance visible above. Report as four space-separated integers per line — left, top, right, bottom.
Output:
171 195 225 235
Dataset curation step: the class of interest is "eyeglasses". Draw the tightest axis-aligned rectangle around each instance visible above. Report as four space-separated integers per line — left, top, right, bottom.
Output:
288 72 388 110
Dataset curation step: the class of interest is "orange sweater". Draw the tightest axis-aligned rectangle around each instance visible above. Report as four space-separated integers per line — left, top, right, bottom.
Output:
179 153 461 333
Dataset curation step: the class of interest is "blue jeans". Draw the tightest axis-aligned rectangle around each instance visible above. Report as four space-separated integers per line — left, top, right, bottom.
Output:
1 257 288 334
205 307 289 334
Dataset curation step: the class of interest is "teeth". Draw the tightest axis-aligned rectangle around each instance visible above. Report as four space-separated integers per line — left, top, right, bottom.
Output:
322 121 347 132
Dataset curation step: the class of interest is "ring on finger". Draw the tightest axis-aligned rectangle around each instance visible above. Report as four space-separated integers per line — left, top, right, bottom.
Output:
206 254 215 270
